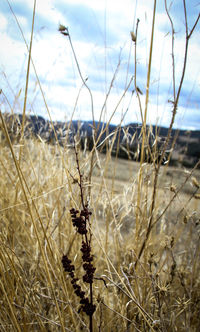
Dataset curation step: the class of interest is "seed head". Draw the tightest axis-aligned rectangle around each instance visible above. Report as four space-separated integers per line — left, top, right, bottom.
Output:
130 31 136 42
192 177 200 189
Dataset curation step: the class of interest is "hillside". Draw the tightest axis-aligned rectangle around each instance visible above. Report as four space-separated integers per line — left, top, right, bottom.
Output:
1 112 200 168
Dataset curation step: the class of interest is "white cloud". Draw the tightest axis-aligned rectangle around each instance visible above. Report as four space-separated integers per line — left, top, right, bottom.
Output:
16 14 28 28
14 0 66 26
1 0 200 129
0 12 8 30
0 32 26 74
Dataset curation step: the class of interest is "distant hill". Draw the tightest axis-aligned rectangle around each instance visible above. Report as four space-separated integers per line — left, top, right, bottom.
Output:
1 113 200 168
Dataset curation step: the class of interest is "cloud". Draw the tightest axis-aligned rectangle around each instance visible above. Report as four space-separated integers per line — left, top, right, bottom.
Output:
0 12 7 30
0 0 200 130
0 31 27 77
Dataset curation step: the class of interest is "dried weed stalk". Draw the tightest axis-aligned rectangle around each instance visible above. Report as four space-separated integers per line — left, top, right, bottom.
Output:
62 139 96 332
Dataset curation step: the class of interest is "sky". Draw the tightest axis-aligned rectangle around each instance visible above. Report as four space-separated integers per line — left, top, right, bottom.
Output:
0 0 200 130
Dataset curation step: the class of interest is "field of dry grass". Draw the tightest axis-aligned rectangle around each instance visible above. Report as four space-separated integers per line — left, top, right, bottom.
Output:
1 1 200 330
0 134 199 331
92 153 200 226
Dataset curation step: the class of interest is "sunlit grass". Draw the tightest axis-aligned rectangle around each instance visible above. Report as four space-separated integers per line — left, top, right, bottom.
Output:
0 127 200 331
0 0 200 331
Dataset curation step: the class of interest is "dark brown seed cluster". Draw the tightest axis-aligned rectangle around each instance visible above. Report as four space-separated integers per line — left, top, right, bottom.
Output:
61 206 96 316
81 241 96 284
70 207 91 235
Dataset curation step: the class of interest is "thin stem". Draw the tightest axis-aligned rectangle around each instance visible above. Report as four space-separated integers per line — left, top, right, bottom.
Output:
164 0 176 100
90 282 93 332
73 140 85 209
20 0 36 142
188 12 200 39
141 0 157 161
135 0 157 246
98 50 122 129
60 26 95 129
133 18 144 124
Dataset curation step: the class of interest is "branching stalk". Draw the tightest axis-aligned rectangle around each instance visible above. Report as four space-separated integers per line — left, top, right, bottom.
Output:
135 1 200 267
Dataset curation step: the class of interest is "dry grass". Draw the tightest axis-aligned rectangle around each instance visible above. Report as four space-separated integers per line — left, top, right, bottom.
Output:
1 1 200 330
0 134 200 331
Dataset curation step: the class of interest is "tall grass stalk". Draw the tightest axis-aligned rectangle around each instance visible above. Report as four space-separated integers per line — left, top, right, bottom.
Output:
135 0 157 248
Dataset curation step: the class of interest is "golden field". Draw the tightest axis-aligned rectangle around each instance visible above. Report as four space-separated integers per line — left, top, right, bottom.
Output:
0 133 199 331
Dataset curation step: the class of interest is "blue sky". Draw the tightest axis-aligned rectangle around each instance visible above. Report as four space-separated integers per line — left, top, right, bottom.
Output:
0 0 200 130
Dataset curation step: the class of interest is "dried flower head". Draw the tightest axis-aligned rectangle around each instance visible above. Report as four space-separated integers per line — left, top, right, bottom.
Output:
191 177 200 189
58 24 69 36
130 31 136 42
170 185 176 193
